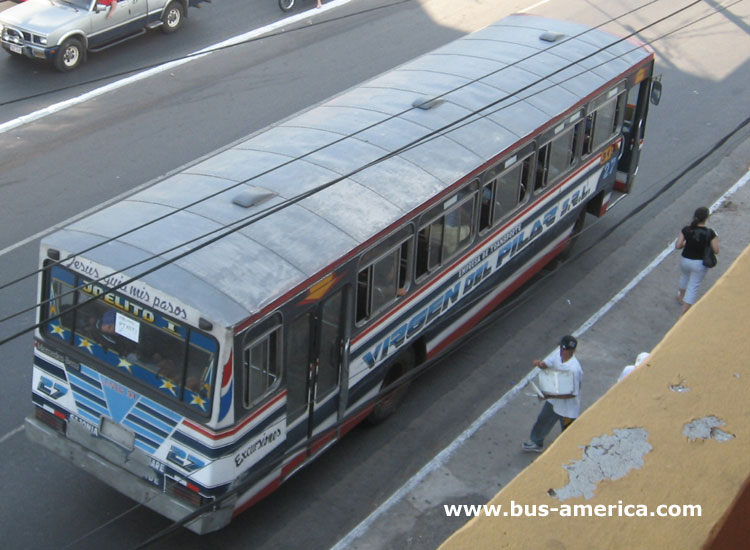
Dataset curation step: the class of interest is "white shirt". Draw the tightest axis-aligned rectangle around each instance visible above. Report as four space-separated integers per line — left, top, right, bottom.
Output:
617 365 636 382
543 349 583 419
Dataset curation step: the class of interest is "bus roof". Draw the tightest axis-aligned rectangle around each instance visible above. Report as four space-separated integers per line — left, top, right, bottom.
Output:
45 14 653 328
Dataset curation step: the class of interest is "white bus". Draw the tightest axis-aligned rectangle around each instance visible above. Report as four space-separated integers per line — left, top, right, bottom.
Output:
27 14 659 533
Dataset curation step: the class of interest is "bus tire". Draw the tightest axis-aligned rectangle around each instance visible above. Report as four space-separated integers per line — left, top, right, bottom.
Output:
557 208 586 262
366 348 415 425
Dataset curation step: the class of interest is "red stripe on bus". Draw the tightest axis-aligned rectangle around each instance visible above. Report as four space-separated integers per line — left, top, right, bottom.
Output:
281 450 307 480
351 155 601 346
339 405 374 437
232 477 282 518
182 390 287 440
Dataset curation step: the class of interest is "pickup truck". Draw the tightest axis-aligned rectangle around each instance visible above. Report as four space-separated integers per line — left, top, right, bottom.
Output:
0 0 203 71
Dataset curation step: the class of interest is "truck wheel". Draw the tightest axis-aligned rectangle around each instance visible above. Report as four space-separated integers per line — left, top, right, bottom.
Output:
278 0 295 11
54 38 84 72
366 348 415 425
161 2 184 34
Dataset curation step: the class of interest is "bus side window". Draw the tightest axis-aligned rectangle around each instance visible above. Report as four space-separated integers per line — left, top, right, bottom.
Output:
242 321 282 407
547 126 577 183
356 240 409 323
416 193 475 279
588 92 624 152
416 226 430 279
479 181 494 232
535 143 550 192
583 113 595 156
494 157 531 223
442 197 474 259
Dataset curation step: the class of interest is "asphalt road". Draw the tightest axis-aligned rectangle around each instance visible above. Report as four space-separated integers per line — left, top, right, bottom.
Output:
0 0 748 549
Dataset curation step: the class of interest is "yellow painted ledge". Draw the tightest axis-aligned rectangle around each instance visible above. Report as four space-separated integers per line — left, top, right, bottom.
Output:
439 245 750 550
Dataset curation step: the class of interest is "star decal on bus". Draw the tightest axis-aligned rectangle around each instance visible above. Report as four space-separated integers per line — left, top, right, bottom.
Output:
160 378 178 396
78 337 95 353
190 393 207 411
118 358 133 374
49 321 68 339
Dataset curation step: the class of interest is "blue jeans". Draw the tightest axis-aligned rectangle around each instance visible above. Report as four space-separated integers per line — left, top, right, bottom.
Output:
529 401 573 446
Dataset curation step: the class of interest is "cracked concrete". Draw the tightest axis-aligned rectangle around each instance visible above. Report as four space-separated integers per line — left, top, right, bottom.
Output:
551 428 652 501
682 416 735 442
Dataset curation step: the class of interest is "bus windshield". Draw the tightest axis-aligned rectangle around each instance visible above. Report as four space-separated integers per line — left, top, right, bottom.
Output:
43 264 217 415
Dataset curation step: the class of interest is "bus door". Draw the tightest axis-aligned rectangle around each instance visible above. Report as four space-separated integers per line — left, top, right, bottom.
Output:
616 73 657 193
285 285 349 461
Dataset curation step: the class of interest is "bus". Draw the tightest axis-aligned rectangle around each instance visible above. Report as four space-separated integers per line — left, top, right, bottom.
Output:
27 14 660 533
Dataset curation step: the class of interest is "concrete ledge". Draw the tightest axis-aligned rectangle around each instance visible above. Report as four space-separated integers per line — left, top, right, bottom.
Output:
439 244 750 549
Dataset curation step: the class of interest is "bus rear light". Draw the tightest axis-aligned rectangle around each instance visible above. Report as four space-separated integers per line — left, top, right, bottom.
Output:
35 406 66 434
166 478 210 508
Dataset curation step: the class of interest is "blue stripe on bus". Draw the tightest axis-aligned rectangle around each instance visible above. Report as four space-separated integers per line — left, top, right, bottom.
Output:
135 439 158 454
67 369 103 392
133 432 161 453
33 355 67 381
136 398 182 424
128 407 175 436
67 379 105 404
75 402 102 424
71 391 109 417
124 414 170 440
80 364 104 382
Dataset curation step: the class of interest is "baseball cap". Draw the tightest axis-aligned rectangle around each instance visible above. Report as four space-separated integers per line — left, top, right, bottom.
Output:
101 310 116 327
560 335 577 350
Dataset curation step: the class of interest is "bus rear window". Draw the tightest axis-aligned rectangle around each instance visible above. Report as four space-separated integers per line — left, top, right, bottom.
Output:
43 264 217 415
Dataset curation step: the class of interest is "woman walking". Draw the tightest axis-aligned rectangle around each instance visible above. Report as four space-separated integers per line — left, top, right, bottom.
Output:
675 206 719 315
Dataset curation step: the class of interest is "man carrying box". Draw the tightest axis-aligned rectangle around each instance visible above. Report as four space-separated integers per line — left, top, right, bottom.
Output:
522 335 582 453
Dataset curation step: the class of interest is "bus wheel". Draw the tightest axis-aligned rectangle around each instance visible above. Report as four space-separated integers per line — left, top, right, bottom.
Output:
366 349 415 425
557 208 587 262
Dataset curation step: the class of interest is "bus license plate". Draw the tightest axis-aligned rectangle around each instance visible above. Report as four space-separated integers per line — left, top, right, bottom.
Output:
10 44 23 54
100 417 135 450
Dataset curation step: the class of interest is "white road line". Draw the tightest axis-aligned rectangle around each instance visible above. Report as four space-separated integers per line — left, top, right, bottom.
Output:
330 168 750 550
0 424 24 444
0 0 353 136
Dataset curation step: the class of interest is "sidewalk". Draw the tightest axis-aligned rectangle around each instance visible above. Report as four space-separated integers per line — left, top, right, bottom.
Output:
333 140 750 550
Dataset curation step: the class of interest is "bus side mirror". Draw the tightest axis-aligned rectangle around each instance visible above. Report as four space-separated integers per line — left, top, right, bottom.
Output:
650 79 662 106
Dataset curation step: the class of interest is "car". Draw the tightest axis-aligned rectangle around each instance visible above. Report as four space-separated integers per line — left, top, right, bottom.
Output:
0 0 205 72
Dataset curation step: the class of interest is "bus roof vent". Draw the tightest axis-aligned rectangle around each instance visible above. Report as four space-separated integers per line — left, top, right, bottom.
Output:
540 31 565 42
232 188 276 208
412 96 445 110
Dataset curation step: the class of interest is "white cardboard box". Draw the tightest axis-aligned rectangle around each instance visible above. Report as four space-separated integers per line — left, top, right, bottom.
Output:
537 369 575 396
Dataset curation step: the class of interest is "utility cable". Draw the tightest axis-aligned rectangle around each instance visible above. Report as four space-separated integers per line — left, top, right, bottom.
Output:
0 0 664 298
0 0 675 336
